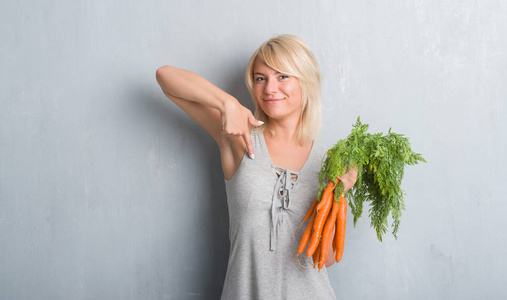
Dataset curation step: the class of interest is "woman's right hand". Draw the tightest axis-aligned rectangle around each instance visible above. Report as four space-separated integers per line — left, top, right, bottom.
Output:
220 99 263 159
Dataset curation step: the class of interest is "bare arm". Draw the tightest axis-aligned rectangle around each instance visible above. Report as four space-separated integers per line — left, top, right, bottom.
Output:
155 65 262 179
156 66 231 122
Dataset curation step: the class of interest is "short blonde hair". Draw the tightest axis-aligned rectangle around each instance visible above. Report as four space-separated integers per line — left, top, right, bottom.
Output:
245 34 322 145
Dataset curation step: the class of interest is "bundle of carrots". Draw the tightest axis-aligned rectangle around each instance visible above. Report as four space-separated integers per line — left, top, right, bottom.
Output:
297 179 347 272
297 117 425 271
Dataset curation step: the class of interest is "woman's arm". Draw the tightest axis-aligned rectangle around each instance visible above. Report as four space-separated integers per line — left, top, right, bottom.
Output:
155 66 262 179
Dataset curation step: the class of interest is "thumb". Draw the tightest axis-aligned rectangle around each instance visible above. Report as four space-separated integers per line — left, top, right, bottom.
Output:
248 114 264 127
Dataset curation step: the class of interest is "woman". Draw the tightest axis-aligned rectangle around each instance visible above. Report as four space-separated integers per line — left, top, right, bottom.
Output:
156 34 357 300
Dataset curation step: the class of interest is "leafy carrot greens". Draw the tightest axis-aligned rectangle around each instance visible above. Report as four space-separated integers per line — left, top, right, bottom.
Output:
318 117 426 241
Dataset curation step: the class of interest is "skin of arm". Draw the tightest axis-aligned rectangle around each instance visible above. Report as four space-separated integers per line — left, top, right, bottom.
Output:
155 65 262 179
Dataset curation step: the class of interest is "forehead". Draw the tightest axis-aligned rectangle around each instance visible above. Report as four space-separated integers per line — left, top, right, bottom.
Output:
253 58 283 74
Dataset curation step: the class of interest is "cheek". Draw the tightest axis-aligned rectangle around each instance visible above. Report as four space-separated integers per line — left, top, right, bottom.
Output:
287 84 302 101
253 85 263 98
252 88 265 109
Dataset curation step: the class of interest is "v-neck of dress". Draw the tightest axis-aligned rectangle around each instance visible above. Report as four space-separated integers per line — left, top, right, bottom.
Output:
259 132 315 176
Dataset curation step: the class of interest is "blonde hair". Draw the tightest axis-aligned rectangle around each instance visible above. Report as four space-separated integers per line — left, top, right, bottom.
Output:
245 34 322 145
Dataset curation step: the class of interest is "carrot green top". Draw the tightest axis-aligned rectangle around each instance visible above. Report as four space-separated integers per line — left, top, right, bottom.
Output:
319 117 426 241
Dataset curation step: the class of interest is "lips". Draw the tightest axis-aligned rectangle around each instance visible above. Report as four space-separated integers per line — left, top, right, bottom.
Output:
263 98 283 104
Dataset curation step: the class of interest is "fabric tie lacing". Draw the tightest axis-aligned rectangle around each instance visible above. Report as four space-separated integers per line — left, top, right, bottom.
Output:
270 167 298 251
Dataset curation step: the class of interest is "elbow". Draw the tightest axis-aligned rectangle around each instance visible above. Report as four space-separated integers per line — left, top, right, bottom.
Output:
155 66 165 86
155 65 173 83
155 65 178 93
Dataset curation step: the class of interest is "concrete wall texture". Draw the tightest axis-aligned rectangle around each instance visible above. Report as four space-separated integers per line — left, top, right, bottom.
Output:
1 0 506 299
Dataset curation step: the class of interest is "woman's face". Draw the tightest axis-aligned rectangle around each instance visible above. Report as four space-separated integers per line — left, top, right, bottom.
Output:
252 59 303 122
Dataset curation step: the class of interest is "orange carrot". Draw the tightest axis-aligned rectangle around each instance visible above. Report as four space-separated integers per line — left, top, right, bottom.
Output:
318 253 324 271
316 181 337 211
306 182 335 257
313 243 321 268
297 210 316 255
318 197 339 271
300 197 318 229
334 194 347 262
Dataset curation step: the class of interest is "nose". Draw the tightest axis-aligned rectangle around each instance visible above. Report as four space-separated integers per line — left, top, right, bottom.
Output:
264 78 278 95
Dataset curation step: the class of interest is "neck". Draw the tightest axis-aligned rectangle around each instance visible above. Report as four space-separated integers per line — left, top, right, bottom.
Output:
267 117 305 145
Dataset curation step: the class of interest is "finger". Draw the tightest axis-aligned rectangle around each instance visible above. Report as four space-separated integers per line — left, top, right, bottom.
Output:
243 133 255 159
248 113 264 127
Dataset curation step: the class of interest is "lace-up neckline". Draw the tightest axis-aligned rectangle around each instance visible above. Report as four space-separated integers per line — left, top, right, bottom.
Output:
259 133 315 250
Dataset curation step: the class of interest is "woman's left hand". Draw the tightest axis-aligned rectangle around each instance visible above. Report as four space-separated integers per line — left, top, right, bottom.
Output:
337 167 358 194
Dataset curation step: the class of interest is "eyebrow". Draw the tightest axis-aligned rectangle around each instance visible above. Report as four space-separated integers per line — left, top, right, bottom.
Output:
254 72 282 76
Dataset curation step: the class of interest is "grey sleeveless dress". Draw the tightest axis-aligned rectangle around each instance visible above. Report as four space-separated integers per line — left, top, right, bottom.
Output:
221 133 337 300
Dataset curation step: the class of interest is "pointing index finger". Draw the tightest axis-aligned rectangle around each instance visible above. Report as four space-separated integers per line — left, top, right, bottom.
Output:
243 133 254 159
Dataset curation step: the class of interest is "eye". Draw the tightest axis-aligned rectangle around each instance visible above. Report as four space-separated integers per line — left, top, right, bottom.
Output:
279 75 290 80
255 76 265 82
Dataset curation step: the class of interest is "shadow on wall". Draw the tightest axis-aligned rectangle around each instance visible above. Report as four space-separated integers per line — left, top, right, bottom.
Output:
130 65 251 297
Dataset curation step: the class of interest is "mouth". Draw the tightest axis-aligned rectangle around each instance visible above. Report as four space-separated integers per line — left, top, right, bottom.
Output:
263 98 283 104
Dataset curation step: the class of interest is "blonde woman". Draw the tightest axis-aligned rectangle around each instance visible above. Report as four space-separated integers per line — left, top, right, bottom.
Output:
156 34 357 300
